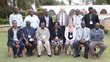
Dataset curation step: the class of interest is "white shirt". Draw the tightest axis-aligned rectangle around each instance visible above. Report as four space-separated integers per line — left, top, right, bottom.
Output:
64 27 76 41
59 12 66 26
76 27 90 41
24 15 40 29
73 15 83 28
9 13 23 27
13 28 18 41
44 16 49 27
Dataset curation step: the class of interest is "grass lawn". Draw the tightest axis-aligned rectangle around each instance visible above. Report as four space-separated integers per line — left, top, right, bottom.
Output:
0 32 110 62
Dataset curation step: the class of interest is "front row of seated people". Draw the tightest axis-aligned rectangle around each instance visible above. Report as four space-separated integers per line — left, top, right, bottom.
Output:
7 20 107 59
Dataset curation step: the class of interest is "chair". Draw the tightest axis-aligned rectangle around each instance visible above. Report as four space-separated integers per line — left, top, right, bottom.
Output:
8 46 25 57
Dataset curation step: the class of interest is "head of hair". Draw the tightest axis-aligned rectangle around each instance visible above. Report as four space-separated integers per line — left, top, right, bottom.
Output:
39 22 46 27
12 20 17 24
53 22 60 27
88 7 93 10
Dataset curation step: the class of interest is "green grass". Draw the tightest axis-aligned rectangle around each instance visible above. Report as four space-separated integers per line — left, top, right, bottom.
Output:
0 32 110 62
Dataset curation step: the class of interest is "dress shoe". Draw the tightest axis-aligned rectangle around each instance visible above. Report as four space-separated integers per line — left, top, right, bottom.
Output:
74 55 80 58
48 55 52 57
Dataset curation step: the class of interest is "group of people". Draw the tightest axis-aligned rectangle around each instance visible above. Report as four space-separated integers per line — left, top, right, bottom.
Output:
7 7 107 59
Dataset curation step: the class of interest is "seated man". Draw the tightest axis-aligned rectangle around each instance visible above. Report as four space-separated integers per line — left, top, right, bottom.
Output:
76 21 90 59
50 22 63 55
89 23 107 59
8 20 25 58
22 21 37 56
36 22 52 57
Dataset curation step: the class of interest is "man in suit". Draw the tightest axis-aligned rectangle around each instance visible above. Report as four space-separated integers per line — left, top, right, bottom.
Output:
8 20 25 58
39 10 53 30
83 7 100 29
56 7 68 48
36 22 52 57
75 21 90 59
22 21 37 56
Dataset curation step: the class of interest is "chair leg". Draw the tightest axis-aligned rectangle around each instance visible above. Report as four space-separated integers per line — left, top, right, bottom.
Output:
8 47 13 57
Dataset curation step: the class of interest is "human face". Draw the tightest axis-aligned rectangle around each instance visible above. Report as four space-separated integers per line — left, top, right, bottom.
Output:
12 21 17 28
95 23 100 30
29 9 34 16
14 8 19 14
68 22 73 27
41 23 45 29
54 23 59 28
75 9 80 15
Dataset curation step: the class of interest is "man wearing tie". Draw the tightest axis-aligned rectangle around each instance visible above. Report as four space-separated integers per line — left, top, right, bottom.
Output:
56 7 68 47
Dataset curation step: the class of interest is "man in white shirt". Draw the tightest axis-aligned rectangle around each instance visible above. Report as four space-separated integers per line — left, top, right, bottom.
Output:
9 7 23 27
24 9 40 30
73 9 83 29
75 21 90 59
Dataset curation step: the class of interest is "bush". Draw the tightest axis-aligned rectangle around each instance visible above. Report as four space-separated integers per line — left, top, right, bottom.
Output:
0 18 9 25
100 24 109 34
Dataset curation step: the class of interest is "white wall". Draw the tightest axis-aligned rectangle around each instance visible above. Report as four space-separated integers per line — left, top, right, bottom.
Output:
41 5 110 14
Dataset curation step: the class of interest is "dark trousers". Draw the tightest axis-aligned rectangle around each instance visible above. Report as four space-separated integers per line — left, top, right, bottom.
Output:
61 26 65 49
73 41 90 56
11 42 25 56
25 42 37 54
60 26 65 44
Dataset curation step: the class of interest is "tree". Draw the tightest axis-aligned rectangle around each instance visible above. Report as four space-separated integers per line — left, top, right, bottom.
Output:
67 0 73 5
95 0 109 5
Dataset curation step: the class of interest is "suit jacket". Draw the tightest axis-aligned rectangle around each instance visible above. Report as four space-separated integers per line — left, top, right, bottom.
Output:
50 27 63 40
56 12 68 26
83 13 100 29
40 15 53 29
8 27 22 46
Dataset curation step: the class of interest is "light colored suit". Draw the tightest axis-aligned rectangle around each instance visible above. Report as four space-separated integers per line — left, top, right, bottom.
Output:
36 27 51 55
56 11 68 26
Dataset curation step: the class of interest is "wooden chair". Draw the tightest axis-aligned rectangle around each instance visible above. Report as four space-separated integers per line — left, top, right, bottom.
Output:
8 46 25 57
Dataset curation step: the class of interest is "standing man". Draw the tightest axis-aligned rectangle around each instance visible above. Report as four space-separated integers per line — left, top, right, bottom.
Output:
22 21 37 56
9 7 23 28
39 10 53 30
36 22 52 57
24 9 40 30
83 7 100 29
73 9 83 29
89 23 107 59
8 20 25 58
75 21 90 59
56 7 68 47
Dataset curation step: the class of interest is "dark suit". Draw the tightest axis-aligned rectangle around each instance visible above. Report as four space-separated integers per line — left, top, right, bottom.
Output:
8 27 25 56
83 13 100 29
40 15 53 30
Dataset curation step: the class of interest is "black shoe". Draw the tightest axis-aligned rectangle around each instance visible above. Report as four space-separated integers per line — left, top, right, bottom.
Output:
18 54 22 57
48 55 52 57
96 53 100 59
13 55 17 58
74 55 80 58
84 55 88 59
38 55 41 57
